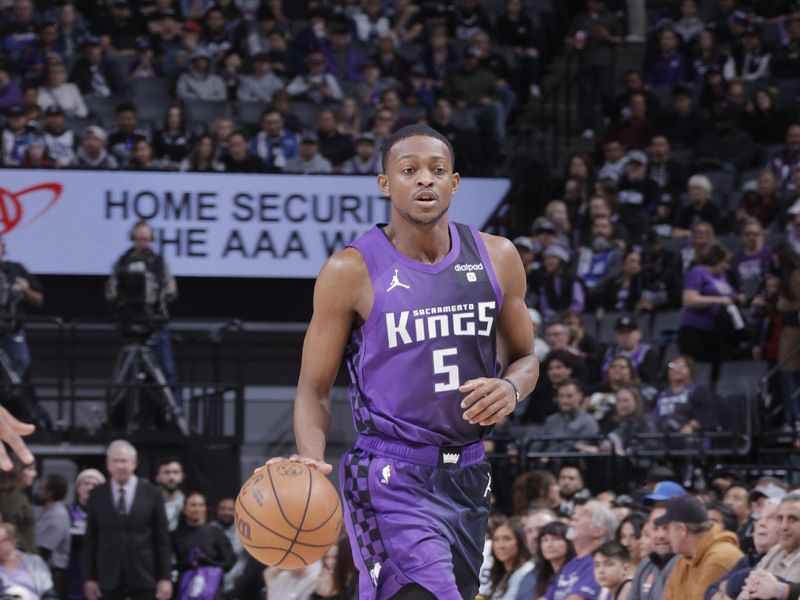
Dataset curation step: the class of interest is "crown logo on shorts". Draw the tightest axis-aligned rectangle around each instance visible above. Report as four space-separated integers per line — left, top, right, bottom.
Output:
442 452 460 465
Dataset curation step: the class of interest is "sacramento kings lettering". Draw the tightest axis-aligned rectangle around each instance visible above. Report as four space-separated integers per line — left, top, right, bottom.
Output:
386 301 496 349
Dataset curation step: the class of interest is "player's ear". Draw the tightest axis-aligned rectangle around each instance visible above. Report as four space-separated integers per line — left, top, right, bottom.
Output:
451 172 460 195
377 173 390 196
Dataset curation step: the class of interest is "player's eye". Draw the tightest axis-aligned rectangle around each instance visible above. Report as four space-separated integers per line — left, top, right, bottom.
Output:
434 166 446 174
401 167 414 175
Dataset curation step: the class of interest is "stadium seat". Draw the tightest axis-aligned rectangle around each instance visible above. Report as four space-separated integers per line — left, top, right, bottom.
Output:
694 361 712 387
715 360 768 397
451 108 477 130
766 232 785 248
398 104 426 122
236 101 267 127
597 311 623 343
184 100 233 131
700 171 735 205
718 234 743 256
130 77 171 103
659 237 686 256
84 95 121 128
288 101 322 130
652 310 682 339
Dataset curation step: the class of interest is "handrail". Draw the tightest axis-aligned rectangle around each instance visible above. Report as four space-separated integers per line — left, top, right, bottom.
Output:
757 340 800 432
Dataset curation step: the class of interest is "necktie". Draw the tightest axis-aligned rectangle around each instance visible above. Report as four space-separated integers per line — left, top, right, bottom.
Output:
117 487 126 516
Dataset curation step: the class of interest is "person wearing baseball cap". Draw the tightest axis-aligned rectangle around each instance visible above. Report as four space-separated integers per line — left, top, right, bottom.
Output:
642 480 686 506
341 132 380 175
659 495 743 600
629 503 679 600
617 148 660 235
65 469 106 598
600 314 659 383
536 244 584 322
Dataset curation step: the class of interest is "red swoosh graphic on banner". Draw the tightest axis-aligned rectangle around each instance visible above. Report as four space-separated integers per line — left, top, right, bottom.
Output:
0 183 63 235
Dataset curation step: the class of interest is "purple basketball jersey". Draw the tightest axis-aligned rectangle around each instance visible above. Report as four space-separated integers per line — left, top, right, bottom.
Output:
345 222 503 447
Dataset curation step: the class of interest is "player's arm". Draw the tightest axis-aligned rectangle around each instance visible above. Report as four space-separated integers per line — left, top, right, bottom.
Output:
267 249 369 474
460 235 539 426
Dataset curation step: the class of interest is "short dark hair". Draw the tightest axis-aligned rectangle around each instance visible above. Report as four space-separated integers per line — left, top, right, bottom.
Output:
45 473 68 502
157 456 182 471
556 378 584 395
116 101 137 115
700 242 731 267
593 540 631 563
380 124 455 173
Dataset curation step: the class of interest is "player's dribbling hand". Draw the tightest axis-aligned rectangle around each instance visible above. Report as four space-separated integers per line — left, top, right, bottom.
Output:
264 454 333 475
459 378 516 426
0 405 34 470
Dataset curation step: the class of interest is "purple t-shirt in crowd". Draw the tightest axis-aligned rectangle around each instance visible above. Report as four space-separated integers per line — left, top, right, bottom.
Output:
0 562 39 600
731 246 772 298
680 265 735 331
545 554 601 600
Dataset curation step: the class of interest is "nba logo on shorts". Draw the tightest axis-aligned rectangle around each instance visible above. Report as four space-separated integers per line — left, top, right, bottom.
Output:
380 464 392 485
466 272 477 282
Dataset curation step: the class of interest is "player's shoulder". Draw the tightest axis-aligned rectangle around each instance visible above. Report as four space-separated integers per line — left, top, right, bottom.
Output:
477 231 519 270
316 247 370 294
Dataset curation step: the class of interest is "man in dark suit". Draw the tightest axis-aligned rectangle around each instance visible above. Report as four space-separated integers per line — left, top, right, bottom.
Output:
84 440 172 600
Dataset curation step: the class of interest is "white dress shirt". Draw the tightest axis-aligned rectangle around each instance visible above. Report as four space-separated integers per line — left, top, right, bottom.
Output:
110 475 138 515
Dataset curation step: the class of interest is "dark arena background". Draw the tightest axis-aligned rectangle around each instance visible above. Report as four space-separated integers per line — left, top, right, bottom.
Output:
1 0 800 598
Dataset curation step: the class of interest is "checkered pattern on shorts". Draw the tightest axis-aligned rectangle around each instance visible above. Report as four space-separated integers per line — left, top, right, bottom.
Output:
342 451 388 572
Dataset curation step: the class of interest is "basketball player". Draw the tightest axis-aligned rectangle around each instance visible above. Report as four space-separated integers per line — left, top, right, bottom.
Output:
268 124 539 599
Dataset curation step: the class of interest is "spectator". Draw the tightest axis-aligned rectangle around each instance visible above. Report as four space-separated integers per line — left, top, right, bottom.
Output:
742 494 800 591
18 135 54 169
605 93 657 151
341 132 380 175
646 26 687 87
0 65 22 112
576 216 624 306
222 131 268 173
357 61 387 106
172 492 236 598
250 110 300 171
602 385 658 458
152 104 191 170
210 498 247 596
219 50 243 101
659 86 708 151
540 379 600 453
562 310 603 381
494 0 542 98
770 14 800 79
37 61 87 118
648 134 688 197
679 221 716 273
155 457 184 533
321 16 368 85
693 105 754 174
237 52 283 103
284 131 333 174
738 171 780 229
0 522 57 600
443 47 505 146
92 0 144 55
75 125 118 169
265 30 304 82
558 465 591 517
472 30 517 116
528 308 550 361
176 48 227 101
743 88 789 146
545 201 573 244
613 70 661 122
674 176 722 238
179 134 224 172
659 495 743 600
265 562 322 598
652 354 712 439
536 521 577 599
731 219 773 311
568 0 622 139
287 52 344 104
522 508 557 558
129 38 158 78
629 506 679 600
617 150 660 239
0 460 36 553
592 541 633 599
34 473 70 595
589 355 644 429
512 470 560 516
690 29 727 86
548 501 618 599
679 242 739 363
200 6 236 61
768 123 800 193
66 469 105 600
84 440 171 600
336 96 362 138
601 316 659 383
484 520 535 600
41 105 75 167
597 139 628 183
149 9 183 77
107 102 147 165
730 26 771 82
534 244 585 321
315 108 354 170
70 35 125 97
373 34 409 84
674 0 704 42
602 250 649 313
724 483 754 551
127 138 159 170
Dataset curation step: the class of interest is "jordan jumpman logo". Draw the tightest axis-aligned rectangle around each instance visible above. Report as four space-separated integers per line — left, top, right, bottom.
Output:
386 269 411 292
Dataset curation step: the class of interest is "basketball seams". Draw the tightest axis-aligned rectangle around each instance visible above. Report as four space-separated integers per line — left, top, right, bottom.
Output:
234 496 295 544
296 494 342 533
271 463 315 567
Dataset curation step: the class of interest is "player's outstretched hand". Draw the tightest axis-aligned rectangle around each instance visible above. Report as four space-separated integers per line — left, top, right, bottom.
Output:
0 405 34 470
264 454 333 475
459 378 516 426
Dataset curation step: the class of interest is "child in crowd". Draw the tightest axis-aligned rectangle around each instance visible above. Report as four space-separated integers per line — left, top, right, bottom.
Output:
593 541 633 600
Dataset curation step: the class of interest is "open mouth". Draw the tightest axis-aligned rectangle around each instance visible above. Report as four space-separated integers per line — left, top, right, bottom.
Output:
414 191 438 205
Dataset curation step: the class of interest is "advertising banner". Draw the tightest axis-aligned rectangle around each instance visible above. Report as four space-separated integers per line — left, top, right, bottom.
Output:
0 170 509 278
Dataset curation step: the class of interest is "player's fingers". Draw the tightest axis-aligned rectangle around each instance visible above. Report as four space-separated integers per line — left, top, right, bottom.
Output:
458 378 487 394
460 380 494 409
463 389 504 423
467 396 507 425
0 443 12 471
478 403 512 426
2 408 36 437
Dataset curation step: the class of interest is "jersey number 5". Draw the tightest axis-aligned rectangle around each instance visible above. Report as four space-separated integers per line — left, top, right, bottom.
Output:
433 347 459 392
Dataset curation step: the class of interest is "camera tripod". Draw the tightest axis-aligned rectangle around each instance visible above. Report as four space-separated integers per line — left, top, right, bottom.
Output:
110 341 189 435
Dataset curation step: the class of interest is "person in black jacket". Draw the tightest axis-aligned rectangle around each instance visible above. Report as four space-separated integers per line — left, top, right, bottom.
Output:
172 492 235 600
84 440 172 600
70 35 126 97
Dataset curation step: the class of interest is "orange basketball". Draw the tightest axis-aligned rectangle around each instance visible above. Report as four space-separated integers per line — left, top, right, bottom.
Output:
234 461 343 569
